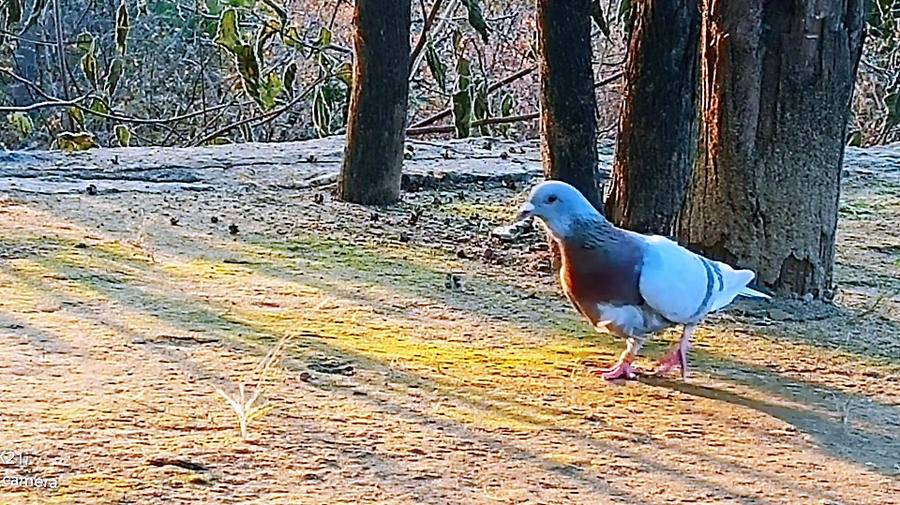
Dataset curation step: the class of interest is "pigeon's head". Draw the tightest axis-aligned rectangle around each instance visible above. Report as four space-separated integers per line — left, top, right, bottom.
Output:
516 180 599 237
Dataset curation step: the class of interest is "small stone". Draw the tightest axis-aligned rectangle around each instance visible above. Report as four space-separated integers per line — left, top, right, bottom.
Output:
211 216 219 224
170 217 179 226
398 232 410 243
228 224 239 235
86 184 97 195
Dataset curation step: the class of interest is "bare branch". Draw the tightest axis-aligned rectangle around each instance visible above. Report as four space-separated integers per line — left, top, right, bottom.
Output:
0 95 94 113
409 0 445 76
189 75 329 147
406 112 539 136
411 64 539 129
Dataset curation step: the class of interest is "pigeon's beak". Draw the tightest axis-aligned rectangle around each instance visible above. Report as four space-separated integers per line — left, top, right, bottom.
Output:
515 202 535 223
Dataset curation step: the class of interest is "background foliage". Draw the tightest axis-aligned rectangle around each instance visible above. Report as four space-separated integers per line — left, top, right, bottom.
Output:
0 0 897 150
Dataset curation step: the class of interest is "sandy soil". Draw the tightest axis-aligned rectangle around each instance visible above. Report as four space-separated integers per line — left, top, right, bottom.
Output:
0 163 898 504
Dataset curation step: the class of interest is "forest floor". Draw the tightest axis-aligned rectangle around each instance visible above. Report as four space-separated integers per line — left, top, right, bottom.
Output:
0 138 898 504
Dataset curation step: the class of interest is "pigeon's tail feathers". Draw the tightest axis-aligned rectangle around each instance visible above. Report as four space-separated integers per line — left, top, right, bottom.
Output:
708 267 760 312
739 286 771 299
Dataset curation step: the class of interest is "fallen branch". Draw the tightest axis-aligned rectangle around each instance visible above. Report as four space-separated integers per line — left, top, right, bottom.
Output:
411 64 538 129
406 111 538 136
189 74 329 147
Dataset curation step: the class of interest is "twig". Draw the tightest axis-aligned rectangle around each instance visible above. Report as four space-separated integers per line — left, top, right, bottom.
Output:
593 71 624 89
406 111 539 136
0 94 94 113
51 0 70 101
411 64 538 128
0 68 232 125
409 0 460 79
409 0 445 76
189 75 329 146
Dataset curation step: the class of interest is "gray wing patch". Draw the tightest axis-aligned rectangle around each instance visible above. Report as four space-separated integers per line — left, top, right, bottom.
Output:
689 258 723 321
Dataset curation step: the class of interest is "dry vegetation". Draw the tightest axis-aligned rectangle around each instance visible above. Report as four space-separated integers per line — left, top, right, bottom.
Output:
2 0 896 150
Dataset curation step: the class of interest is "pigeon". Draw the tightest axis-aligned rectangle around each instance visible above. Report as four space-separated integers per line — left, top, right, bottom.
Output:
515 180 770 380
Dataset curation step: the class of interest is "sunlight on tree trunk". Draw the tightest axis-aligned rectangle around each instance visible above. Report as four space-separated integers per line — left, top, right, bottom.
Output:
677 0 866 298
605 0 700 235
337 0 411 205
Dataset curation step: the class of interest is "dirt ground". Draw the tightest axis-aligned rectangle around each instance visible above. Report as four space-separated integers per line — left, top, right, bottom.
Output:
0 153 898 504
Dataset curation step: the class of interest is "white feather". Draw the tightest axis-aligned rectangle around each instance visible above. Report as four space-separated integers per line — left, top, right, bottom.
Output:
638 235 761 324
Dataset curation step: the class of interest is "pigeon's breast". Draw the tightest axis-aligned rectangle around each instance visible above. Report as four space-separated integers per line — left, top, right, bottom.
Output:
559 244 643 309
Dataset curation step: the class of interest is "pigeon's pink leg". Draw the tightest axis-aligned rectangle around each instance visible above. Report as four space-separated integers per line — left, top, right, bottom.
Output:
656 325 694 379
593 338 642 380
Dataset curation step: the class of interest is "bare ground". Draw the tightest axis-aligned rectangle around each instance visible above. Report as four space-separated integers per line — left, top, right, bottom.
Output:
0 141 898 504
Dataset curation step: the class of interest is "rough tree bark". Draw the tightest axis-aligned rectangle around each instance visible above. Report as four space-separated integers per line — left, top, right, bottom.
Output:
337 0 411 205
677 0 866 298
605 0 700 235
536 0 601 209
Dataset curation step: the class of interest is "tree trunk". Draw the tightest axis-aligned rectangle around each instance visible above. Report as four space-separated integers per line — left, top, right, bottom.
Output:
337 0 411 205
676 0 866 298
605 0 700 235
536 0 601 209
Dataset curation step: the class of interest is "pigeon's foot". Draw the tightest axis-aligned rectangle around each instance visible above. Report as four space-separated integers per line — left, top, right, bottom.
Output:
655 326 694 380
597 363 638 381
594 361 638 381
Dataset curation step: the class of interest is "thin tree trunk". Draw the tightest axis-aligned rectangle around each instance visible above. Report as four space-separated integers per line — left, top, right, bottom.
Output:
677 0 866 298
536 0 601 210
337 0 411 205
605 0 700 235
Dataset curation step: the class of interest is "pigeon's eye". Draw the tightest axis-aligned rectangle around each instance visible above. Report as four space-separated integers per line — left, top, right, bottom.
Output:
547 195 558 204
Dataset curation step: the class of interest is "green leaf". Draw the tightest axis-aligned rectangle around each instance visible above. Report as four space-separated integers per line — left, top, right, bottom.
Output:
55 131 98 152
5 0 22 27
425 41 447 91
886 91 900 127
282 25 301 48
259 0 287 30
215 9 262 107
106 57 124 96
316 25 332 48
591 0 610 39
617 0 632 23
282 61 297 99
115 0 129 54
500 92 515 116
336 61 352 87
67 106 84 126
75 32 94 53
258 71 282 111
473 81 488 120
81 49 98 87
460 0 489 43
90 98 109 115
21 0 48 33
214 9 241 51
312 87 331 137
205 0 222 15
114 124 131 147
226 0 255 7
452 56 472 138
6 111 33 138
